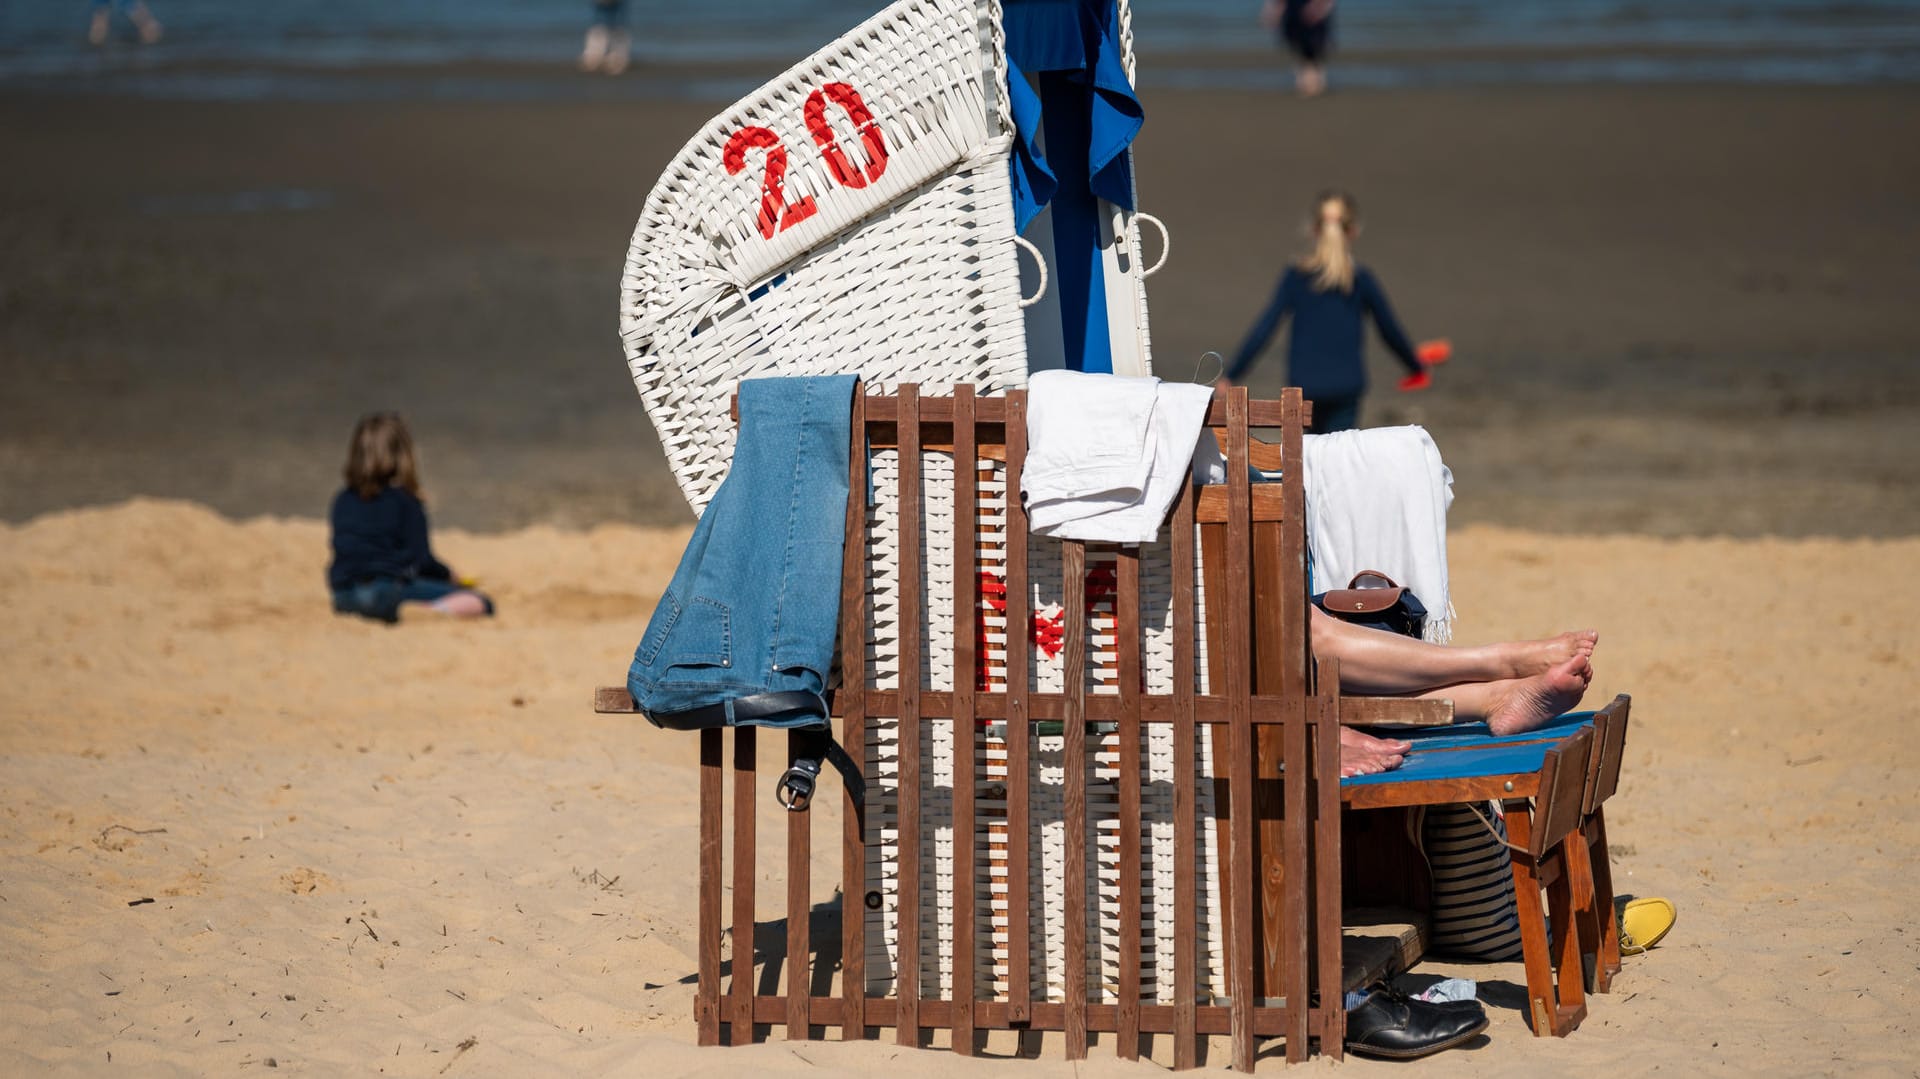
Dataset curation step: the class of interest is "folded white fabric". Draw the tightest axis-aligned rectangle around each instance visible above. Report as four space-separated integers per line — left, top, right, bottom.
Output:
1023 370 1215 544
1301 426 1456 642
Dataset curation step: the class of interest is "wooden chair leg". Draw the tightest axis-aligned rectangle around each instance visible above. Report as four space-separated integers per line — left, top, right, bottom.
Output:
1588 810 1622 991
1547 837 1590 1033
1565 824 1605 996
1502 807 1558 1037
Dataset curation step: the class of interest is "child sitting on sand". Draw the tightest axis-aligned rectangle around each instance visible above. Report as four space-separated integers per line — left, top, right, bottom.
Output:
326 412 493 624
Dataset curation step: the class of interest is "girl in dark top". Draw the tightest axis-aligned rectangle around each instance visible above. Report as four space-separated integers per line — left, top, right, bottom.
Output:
1225 190 1428 433
327 412 493 623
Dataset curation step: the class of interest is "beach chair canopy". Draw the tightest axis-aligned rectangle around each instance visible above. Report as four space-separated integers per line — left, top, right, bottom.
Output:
1002 0 1149 377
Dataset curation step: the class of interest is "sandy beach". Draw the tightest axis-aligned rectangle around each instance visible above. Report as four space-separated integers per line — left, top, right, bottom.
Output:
3 56 1919 1078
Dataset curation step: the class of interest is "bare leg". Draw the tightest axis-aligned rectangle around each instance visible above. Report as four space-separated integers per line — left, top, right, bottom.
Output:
1296 62 1326 97
580 25 608 71
129 2 162 44
602 29 631 74
1314 606 1595 696
1417 655 1593 736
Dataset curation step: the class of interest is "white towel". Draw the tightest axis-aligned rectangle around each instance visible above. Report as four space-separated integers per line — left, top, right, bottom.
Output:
1301 426 1456 642
1023 370 1215 544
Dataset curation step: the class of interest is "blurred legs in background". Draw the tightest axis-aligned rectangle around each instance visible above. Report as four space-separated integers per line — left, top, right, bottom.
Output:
581 0 630 75
90 0 164 46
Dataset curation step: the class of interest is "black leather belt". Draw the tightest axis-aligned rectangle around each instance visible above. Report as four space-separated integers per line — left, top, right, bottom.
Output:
643 690 864 814
643 690 828 732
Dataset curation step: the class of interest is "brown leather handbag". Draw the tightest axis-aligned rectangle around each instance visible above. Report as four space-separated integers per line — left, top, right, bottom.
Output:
1312 570 1428 638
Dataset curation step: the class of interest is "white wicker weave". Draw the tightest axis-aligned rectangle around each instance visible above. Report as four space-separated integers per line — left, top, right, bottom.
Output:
621 0 1031 513
858 448 1229 1007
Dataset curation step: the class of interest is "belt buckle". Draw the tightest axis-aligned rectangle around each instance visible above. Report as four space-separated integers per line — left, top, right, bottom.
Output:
776 758 822 812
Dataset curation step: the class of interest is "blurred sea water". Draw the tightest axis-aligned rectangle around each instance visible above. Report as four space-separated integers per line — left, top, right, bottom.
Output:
3 0 1918 97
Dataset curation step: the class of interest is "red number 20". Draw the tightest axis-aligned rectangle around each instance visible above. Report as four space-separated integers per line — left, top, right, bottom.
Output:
723 82 891 241
805 82 890 189
723 126 817 241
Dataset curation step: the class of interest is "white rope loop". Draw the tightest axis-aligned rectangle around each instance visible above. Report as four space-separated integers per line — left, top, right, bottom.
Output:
1133 211 1170 277
1012 233 1048 307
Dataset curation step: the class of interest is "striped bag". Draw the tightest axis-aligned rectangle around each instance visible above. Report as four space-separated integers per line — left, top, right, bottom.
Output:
1420 802 1524 961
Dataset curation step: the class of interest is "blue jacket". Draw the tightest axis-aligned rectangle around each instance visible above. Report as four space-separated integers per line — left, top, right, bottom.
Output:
1225 265 1422 400
627 375 858 728
326 486 450 590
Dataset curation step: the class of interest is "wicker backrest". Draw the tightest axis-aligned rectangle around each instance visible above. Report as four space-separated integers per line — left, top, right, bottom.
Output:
620 0 1165 512
621 0 1032 512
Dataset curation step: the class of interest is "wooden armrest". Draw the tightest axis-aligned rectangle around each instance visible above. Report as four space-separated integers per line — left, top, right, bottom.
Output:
1339 697 1455 727
594 686 640 714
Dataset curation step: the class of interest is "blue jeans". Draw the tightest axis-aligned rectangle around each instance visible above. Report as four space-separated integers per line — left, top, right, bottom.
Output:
627 374 857 728
332 577 490 624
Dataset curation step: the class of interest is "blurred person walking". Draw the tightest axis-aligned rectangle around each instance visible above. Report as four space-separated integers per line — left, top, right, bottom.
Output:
1261 0 1333 96
1224 191 1439 433
580 0 631 75
88 0 163 46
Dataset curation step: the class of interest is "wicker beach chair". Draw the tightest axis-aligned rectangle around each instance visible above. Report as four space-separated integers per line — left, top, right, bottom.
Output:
619 0 1164 515
615 0 1224 1025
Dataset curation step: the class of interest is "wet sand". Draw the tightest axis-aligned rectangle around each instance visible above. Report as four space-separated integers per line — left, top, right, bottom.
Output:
1 79 1916 534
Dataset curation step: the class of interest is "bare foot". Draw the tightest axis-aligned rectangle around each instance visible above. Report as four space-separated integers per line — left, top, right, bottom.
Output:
1500 630 1598 679
1486 655 1592 737
1341 726 1409 778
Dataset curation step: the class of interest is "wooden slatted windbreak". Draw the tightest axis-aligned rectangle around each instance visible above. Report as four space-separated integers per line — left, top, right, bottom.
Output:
613 386 1347 1069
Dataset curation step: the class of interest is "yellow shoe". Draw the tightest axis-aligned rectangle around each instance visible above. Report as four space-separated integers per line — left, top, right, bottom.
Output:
1618 897 1676 955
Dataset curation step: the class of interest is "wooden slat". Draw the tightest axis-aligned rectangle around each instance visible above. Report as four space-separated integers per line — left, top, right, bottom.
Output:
753 995 1314 1037
1003 390 1032 1026
1336 697 1454 727
1588 809 1623 991
1593 694 1631 808
734 394 1298 427
1194 483 1291 525
1504 807 1557 1036
1283 674 1311 1061
730 727 756 1046
1250 519 1288 1004
1115 547 1143 1061
1170 480 1199 1071
1279 390 1311 1064
1313 661 1345 1059
1223 387 1257 1074
594 685 1451 728
1533 728 1595 857
786 728 811 1040
950 386 978 1055
1278 389 1309 700
1061 540 1089 1060
840 387 869 1042
592 686 636 713
697 728 723 1047
1342 772 1541 810
895 385 923 1048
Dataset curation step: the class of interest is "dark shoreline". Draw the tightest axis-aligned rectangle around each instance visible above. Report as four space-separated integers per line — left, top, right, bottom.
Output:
7 39 1920 104
1 81 1916 537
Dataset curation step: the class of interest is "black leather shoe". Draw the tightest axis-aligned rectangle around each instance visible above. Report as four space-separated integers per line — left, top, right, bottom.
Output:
1345 984 1489 1059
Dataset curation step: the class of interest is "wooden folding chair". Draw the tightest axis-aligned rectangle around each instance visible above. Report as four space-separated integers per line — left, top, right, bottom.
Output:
1340 696 1631 1036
